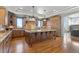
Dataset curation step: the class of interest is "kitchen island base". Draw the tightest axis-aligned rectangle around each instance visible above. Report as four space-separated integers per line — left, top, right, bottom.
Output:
25 30 56 47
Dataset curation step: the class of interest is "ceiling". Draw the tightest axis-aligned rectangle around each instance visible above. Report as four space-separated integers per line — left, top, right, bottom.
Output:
5 6 79 18
68 13 79 18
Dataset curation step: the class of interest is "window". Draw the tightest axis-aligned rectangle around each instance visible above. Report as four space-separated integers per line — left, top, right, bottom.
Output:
37 20 43 28
70 18 79 25
17 18 23 28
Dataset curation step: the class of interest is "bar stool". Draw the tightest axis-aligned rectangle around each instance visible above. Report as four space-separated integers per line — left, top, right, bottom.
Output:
40 32 43 42
28 33 32 47
51 31 54 40
31 33 36 43
53 31 56 40
49 31 52 40
44 32 47 40
36 32 41 42
35 32 37 43
42 32 46 41
45 32 48 40
47 31 49 40
25 32 30 44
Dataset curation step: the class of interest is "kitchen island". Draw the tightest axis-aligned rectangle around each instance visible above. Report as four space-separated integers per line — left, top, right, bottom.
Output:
25 29 56 46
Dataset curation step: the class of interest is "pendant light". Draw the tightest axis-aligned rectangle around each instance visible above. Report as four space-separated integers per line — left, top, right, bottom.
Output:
32 6 35 18
43 10 46 21
31 6 35 21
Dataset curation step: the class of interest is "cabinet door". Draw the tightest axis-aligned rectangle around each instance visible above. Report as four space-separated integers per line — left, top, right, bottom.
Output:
0 42 4 53
20 30 25 36
0 37 11 53
0 17 5 25
0 8 5 25
4 33 12 53
0 8 5 16
12 30 17 37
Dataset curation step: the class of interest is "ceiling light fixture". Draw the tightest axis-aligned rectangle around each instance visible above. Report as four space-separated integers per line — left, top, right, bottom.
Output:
30 6 36 21
43 10 46 21
38 9 43 14
32 6 35 18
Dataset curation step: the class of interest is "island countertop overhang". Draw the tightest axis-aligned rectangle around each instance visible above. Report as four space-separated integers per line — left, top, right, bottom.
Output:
25 29 56 33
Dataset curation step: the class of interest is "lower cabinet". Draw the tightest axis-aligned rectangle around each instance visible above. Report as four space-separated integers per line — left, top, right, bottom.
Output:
0 29 25 52
3 32 12 53
12 29 25 38
0 31 12 53
0 42 4 53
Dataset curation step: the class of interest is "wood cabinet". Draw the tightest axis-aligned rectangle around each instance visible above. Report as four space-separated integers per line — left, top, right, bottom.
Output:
0 17 5 25
0 8 6 25
3 32 12 53
0 31 12 53
49 15 61 36
0 8 5 16
8 11 16 26
0 41 4 52
12 29 25 38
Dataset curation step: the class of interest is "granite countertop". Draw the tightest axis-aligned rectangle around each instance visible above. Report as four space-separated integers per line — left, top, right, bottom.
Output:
0 30 12 43
25 29 56 33
0 28 56 43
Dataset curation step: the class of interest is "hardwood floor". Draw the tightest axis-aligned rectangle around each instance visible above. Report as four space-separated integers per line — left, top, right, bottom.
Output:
62 32 79 53
1 32 79 53
8 37 63 53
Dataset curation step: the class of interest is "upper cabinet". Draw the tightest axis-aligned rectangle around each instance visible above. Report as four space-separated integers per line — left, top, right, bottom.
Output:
8 11 16 26
0 8 5 16
0 7 6 25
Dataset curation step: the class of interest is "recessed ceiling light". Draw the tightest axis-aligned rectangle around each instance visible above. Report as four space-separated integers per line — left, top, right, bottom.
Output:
19 7 23 10
15 7 23 11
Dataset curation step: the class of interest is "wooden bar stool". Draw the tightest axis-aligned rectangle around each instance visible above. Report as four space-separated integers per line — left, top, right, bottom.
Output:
36 32 41 42
28 33 32 47
42 32 46 41
25 32 30 44
31 33 36 43
46 31 49 40
53 31 56 40
45 32 48 40
34 32 37 42
48 31 51 40
50 31 54 40
40 32 43 42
